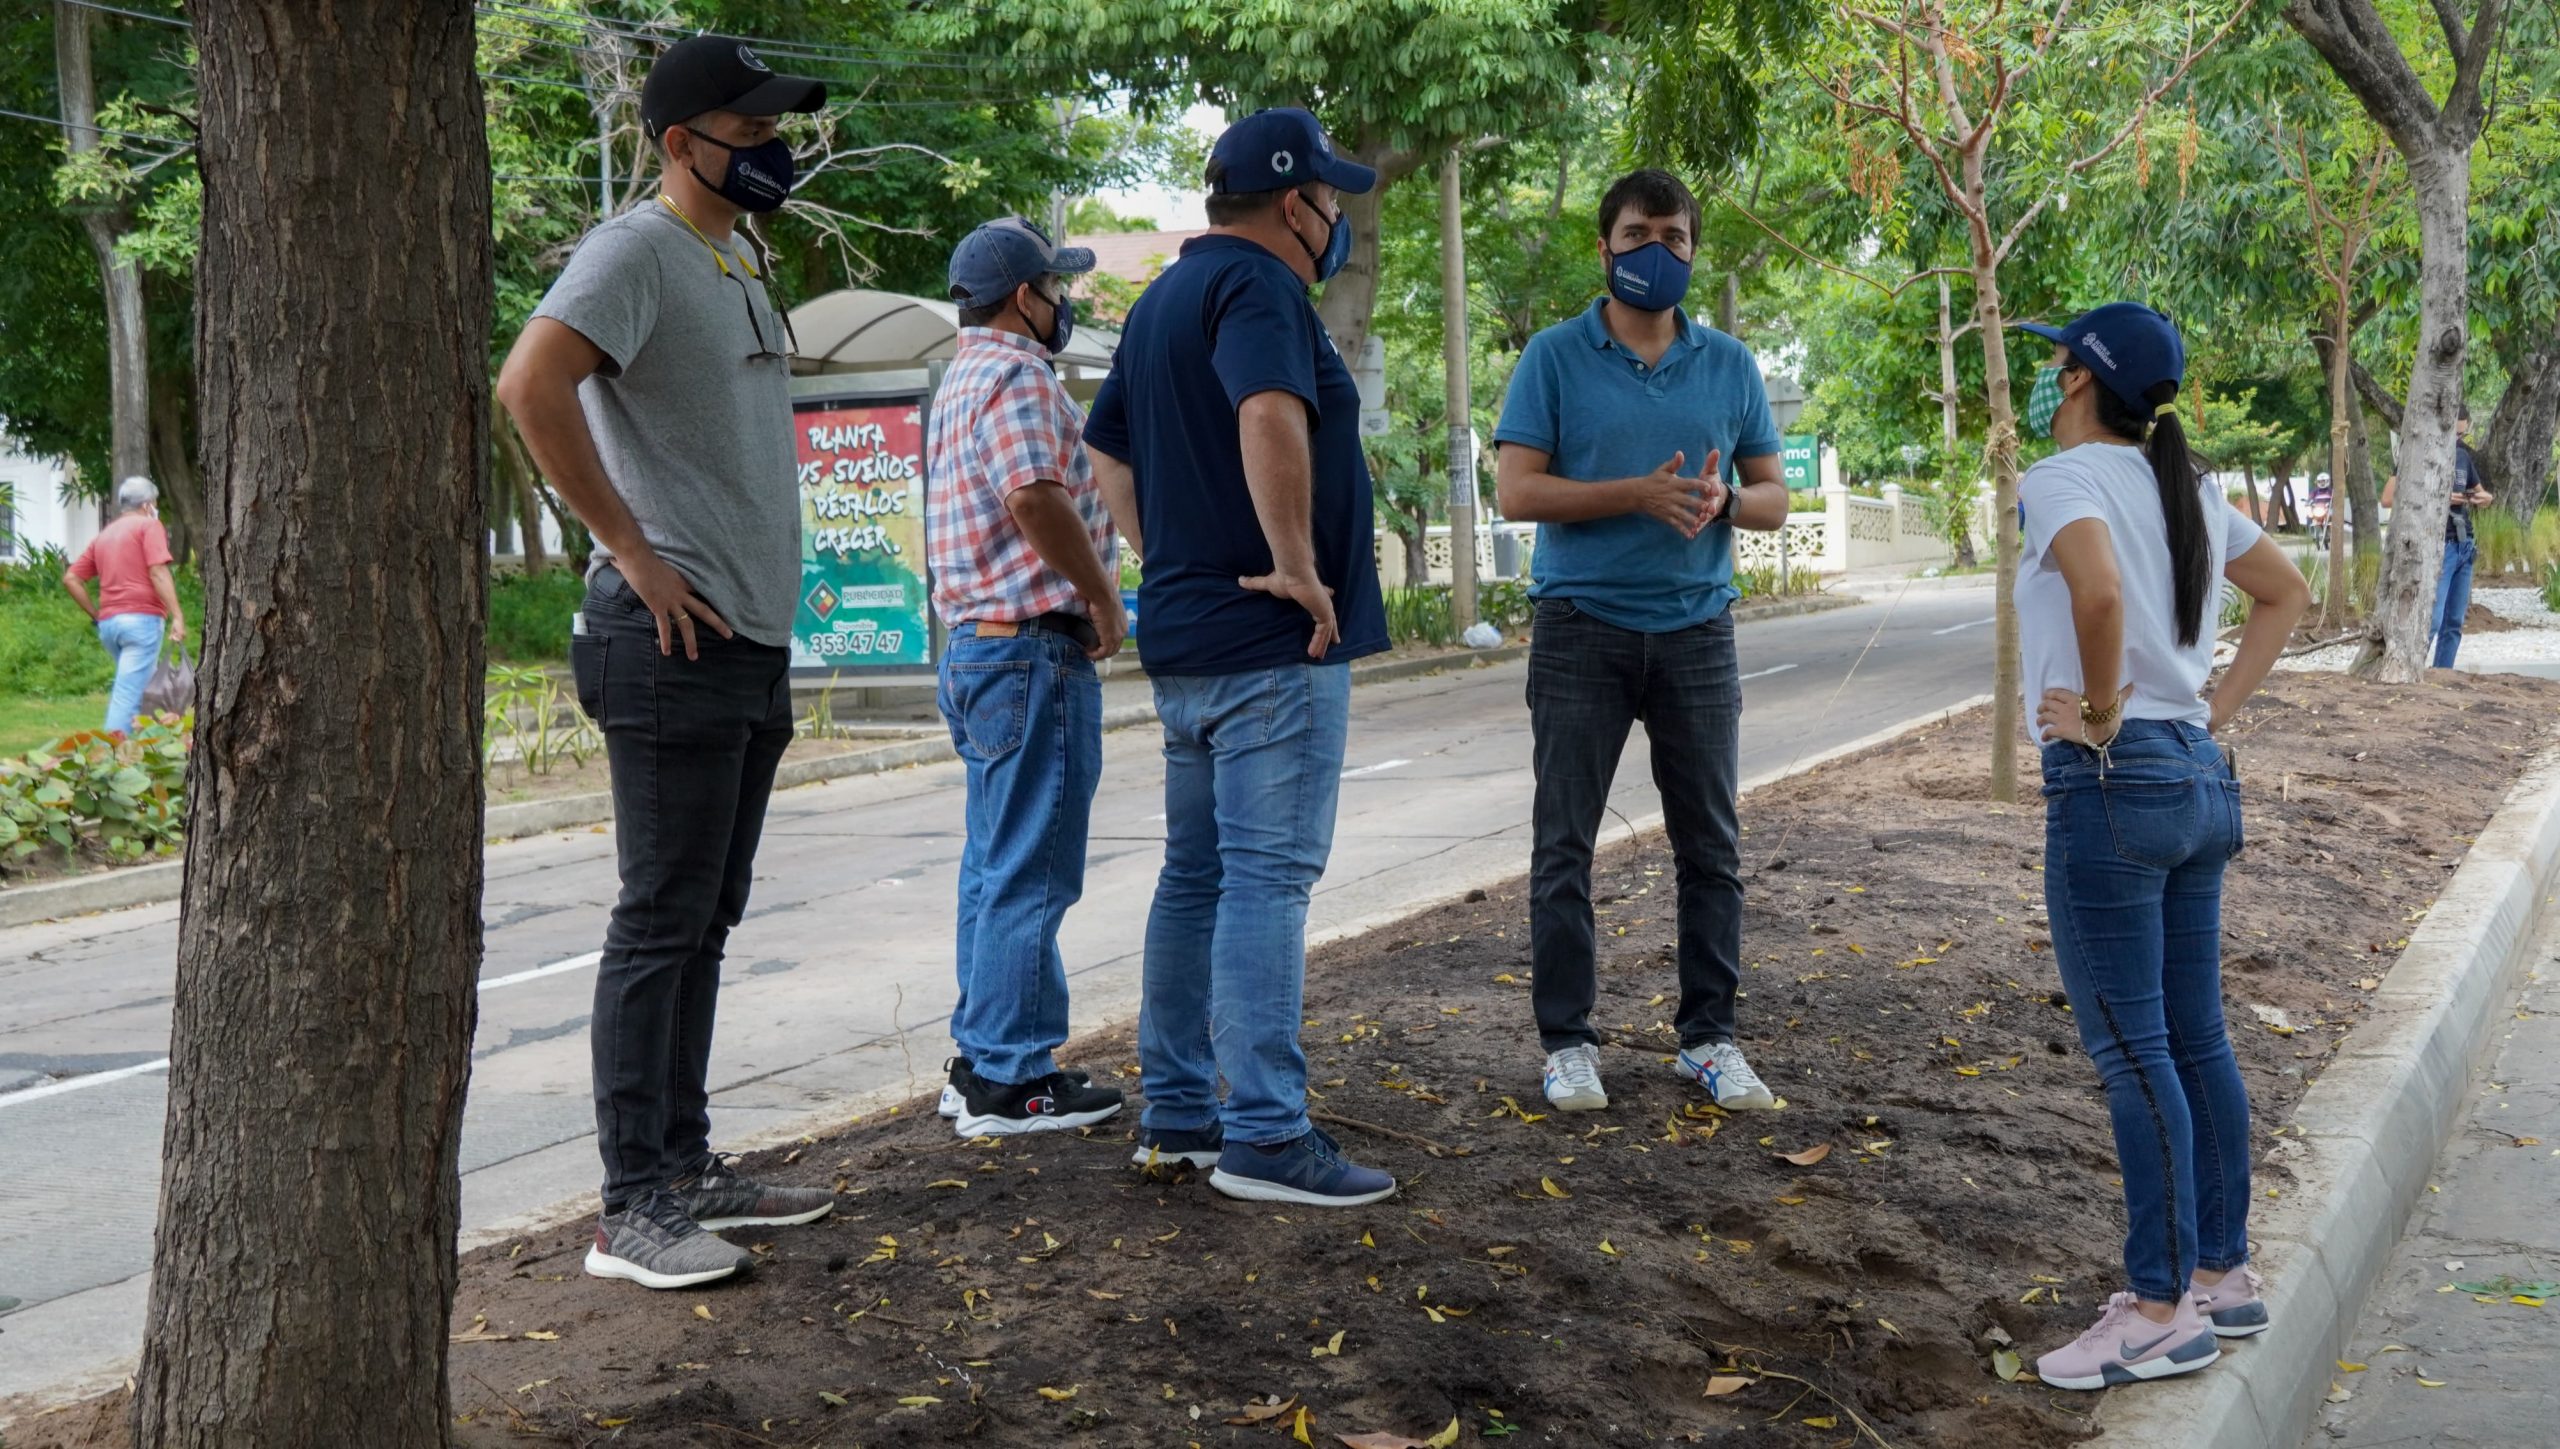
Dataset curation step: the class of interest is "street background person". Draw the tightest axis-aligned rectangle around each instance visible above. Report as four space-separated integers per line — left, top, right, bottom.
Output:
1083 107 1396 1207
2432 404 2494 667
925 215 1129 1138
1492 168 1792 1117
496 34 836 1291
2012 303 2312 1390
60 476 185 737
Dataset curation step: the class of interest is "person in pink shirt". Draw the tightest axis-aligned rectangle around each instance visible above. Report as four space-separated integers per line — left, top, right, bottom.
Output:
61 477 187 735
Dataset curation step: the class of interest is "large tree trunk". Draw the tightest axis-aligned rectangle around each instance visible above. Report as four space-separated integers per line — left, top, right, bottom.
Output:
133 4 491 1446
2482 329 2560 523
55 0 153 492
2355 153 2468 680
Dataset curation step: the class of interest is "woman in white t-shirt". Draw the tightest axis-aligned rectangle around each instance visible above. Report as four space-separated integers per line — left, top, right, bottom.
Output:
2012 304 2312 1392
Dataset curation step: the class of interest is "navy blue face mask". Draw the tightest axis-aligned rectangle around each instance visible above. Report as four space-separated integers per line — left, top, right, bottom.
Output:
684 130 796 214
1291 188 1351 283
1029 285 1075 354
1606 240 1693 312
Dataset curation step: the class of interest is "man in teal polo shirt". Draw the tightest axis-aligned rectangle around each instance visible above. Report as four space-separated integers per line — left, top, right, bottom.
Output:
1493 167 1791 1116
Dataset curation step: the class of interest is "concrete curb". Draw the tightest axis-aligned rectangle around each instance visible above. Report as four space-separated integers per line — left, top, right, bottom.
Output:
0 646 1536 933
457 687 1990 1255
2090 741 2560 1448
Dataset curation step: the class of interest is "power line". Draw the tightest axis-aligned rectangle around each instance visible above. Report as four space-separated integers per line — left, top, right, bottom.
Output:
0 103 190 150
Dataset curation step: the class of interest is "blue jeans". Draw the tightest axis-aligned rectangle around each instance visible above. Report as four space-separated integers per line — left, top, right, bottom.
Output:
938 623 1103 1087
98 612 165 735
2042 720 2251 1303
1138 663 1351 1145
2432 535 2475 668
1526 601 1743 1051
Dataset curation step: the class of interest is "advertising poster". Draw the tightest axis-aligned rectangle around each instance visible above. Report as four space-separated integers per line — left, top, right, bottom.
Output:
1780 433 1820 491
791 392 931 671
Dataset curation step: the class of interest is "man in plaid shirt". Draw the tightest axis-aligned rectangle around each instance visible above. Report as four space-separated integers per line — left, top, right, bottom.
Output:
925 216 1132 1137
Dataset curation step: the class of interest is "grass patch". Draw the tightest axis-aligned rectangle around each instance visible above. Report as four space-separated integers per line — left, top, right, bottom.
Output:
0 695 111 756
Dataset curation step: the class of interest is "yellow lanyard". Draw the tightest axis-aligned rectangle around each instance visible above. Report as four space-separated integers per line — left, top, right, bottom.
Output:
657 194 759 281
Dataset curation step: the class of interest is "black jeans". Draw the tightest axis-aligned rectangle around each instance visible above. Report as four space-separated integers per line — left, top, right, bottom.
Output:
1526 599 1743 1053
571 569 793 1210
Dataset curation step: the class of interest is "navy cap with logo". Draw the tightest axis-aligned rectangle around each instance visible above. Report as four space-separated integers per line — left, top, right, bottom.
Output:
947 216 1097 310
640 35 828 139
1208 107 1377 196
2015 302 2186 417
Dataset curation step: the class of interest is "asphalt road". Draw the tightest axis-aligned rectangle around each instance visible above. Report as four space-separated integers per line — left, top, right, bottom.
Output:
0 582 1998 1411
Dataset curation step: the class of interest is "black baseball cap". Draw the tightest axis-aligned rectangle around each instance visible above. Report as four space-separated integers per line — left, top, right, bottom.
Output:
640 35 827 139
1208 108 1376 196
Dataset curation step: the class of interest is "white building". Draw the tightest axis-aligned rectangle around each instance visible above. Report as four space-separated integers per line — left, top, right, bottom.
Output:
0 445 97 565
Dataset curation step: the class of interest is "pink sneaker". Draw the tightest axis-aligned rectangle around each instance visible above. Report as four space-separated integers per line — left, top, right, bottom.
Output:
2189 1266 2269 1338
2034 1291 2220 1390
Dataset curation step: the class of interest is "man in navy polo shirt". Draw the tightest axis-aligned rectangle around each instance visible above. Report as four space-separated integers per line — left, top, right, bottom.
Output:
1493 168 1792 1117
1083 107 1394 1208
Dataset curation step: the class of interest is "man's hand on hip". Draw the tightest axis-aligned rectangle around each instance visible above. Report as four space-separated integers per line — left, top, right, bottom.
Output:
619 548 734 660
1239 570 1338 658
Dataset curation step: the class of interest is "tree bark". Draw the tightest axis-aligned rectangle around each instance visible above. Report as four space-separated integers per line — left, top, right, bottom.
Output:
495 413 548 573
2354 151 2469 680
2241 462 2264 529
1315 138 1421 383
2345 399 2381 556
1439 150 1476 630
2481 330 2560 523
55 0 153 492
133 4 490 1446
2275 464 2302 531
148 374 202 566
1964 179 2023 803
2322 309 2353 629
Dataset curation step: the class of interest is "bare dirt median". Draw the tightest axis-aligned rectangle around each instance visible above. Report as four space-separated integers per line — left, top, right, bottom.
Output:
19 671 2553 1449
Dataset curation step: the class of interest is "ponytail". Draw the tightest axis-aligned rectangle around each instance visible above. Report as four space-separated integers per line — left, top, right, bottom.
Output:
2092 377 2210 647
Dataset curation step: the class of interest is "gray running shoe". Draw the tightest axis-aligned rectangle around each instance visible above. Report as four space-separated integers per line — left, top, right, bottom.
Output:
585 1189 752 1290
667 1151 835 1231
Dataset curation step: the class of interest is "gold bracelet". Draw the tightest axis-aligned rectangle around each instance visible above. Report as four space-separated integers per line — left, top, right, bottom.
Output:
2079 696 2122 730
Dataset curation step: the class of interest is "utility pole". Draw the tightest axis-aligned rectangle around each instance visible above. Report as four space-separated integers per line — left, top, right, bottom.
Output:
1439 148 1476 629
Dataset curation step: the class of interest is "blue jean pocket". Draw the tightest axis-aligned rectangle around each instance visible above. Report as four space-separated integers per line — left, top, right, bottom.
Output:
949 659 1030 759
2104 777 2200 869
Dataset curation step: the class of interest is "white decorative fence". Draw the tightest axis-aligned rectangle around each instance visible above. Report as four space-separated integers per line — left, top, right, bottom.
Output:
1372 482 1995 586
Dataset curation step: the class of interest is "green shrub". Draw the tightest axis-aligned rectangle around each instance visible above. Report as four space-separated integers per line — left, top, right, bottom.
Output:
0 714 189 869
483 663 598 775
0 555 206 699
488 568 587 663
2542 561 2560 616
1734 566 1826 599
1383 585 1457 648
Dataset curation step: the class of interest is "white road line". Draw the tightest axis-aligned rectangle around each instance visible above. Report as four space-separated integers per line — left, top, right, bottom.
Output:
0 948 610 1109
1341 759 1412 778
1738 663 1799 682
1932 617 1996 635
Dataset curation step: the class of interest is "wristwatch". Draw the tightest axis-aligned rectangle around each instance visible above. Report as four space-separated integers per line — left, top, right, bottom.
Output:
1708 481 1737 526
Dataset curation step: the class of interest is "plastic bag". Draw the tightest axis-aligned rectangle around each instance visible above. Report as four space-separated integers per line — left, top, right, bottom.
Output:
141 641 196 719
1461 621 1504 649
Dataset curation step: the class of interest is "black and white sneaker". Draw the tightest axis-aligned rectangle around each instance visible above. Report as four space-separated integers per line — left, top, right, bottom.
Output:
1130 1121 1225 1169
954 1069 1125 1137
939 1056 1094 1118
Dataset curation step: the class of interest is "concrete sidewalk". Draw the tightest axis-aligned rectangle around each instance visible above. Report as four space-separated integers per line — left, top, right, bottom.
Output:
2303 945 2560 1447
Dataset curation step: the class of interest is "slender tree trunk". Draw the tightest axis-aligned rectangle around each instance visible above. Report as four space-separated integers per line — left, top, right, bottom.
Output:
55 0 153 490
2345 401 2381 556
148 375 203 566
1965 190 2023 802
2357 153 2468 680
2242 462 2264 529
2276 464 2303 531
1935 274 1978 569
133 5 491 1446
496 414 549 573
2324 300 2353 629
1440 150 1476 630
1717 271 1741 336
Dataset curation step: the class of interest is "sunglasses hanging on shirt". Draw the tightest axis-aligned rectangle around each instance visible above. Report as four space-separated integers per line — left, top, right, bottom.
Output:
658 195 800 364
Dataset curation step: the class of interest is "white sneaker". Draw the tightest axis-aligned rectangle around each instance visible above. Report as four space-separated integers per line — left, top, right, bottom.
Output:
1543 1043 1609 1111
1673 1039 1776 1109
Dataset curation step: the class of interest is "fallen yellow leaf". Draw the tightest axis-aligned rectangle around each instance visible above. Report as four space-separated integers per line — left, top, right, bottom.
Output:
1992 1347 2023 1381
691 1305 714 1322
927 1179 969 1189
1427 1418 1462 1449
1804 1416 1839 1429
1778 1143 1833 1166
1597 1240 1621 1257
1776 1195 1807 1206
896 1396 940 1407
1228 1396 1297 1425
598 1417 632 1428
1704 1374 1755 1397
2337 1361 2367 1373
1311 1330 1347 1358
1541 1176 1570 1199
2417 1377 2447 1388
522 1330 559 1342
1294 1406 1315 1446
1359 1231 1376 1248
1037 1386 1079 1401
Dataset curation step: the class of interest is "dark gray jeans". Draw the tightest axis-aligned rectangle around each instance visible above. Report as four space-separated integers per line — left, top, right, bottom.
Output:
571 569 792 1210
1526 599 1743 1053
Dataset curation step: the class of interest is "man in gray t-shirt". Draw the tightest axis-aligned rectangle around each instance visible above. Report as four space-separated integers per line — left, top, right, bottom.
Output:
496 34 834 1292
